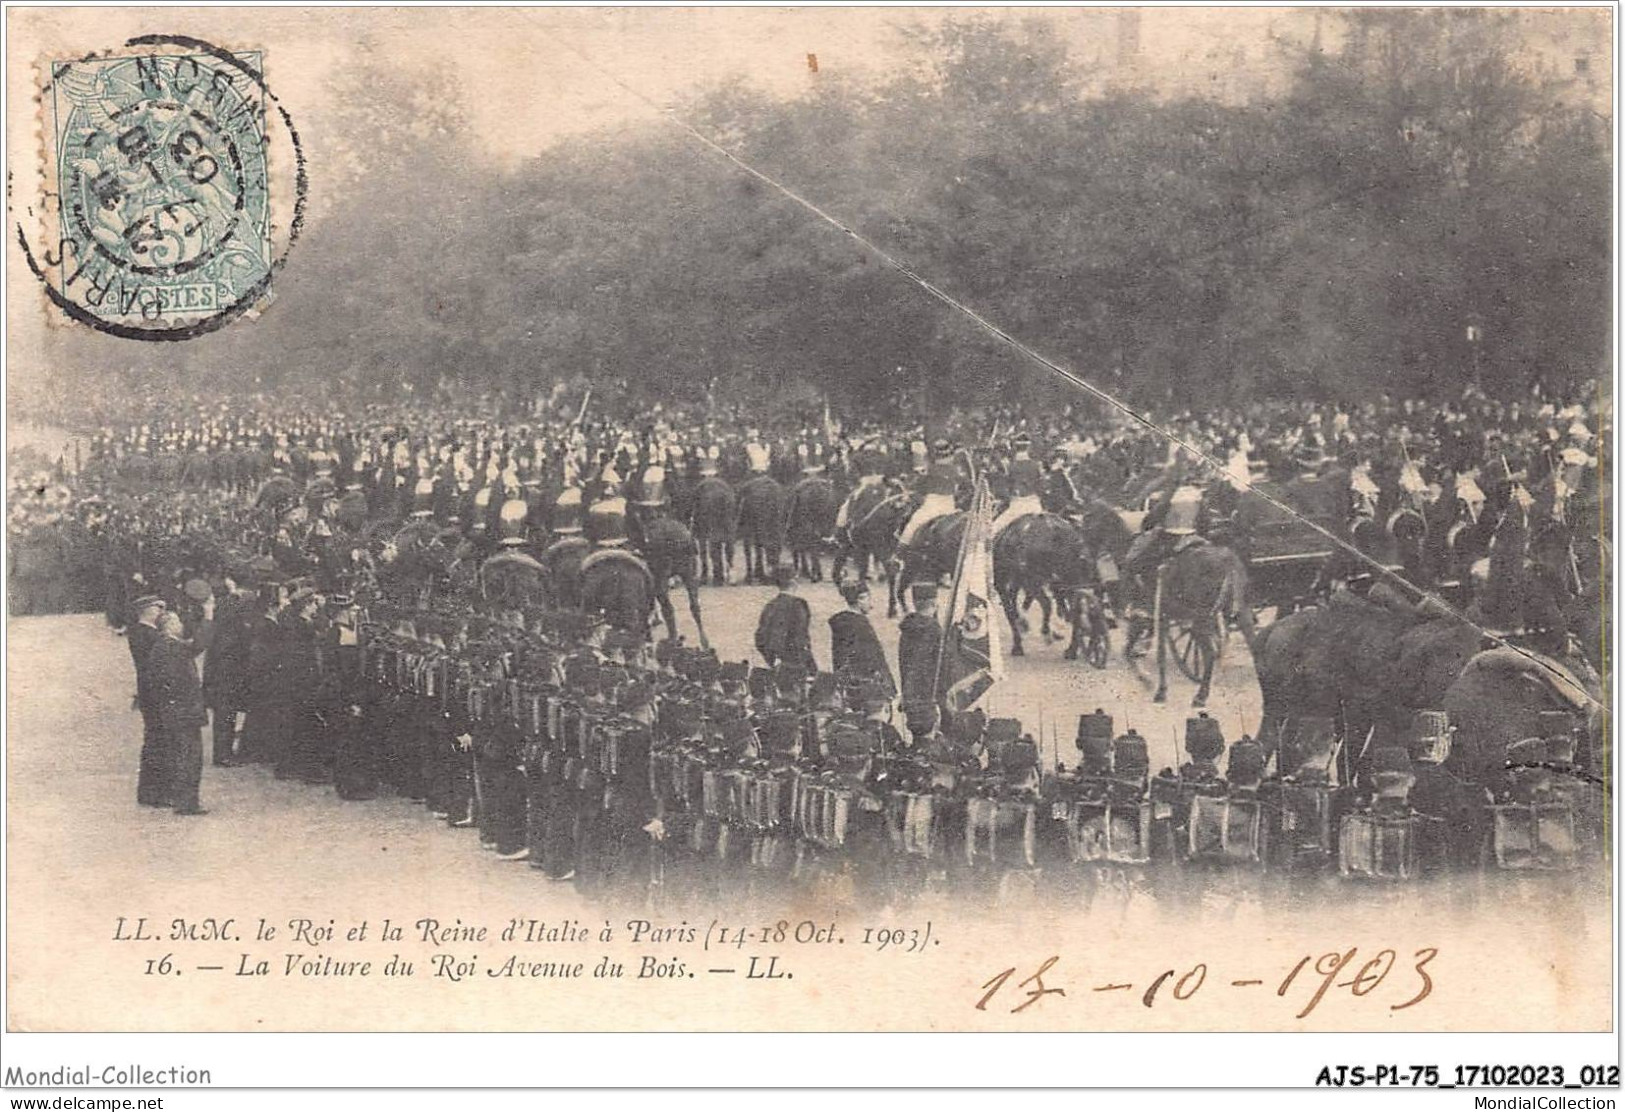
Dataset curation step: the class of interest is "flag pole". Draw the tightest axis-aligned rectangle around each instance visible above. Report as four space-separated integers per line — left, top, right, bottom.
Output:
931 477 981 713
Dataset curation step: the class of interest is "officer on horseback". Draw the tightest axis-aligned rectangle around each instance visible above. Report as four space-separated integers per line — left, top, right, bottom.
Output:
1040 448 1081 515
1123 468 1206 587
989 431 1044 541
897 438 959 564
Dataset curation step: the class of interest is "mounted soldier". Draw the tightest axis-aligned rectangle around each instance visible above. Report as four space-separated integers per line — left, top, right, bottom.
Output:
989 431 1044 542
1039 448 1081 516
896 438 959 568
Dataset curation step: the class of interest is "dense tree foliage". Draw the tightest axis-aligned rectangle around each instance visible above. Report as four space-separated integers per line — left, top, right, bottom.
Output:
36 10 1610 421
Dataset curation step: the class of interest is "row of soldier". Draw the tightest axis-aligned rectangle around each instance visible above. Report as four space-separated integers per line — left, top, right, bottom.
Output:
119 553 1599 901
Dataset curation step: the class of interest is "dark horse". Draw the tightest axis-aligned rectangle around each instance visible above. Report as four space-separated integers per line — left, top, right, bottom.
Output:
834 485 916 613
537 535 591 611
630 506 710 650
689 475 736 586
787 475 840 583
993 514 1106 663
578 548 658 643
735 474 790 584
1128 542 1255 706
897 511 1106 660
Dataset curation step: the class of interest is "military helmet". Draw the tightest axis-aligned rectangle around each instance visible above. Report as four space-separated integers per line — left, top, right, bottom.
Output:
634 465 668 508
585 495 628 546
552 487 584 535
497 496 529 546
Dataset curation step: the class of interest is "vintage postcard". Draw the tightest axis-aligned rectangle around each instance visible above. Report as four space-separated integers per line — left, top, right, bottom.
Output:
2 2 1616 1084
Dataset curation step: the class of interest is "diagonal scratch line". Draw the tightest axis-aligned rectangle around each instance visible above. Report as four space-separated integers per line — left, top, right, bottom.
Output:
550 35 1603 712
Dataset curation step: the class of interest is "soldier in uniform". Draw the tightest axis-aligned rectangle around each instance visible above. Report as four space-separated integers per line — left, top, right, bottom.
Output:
897 439 959 561
989 431 1045 540
829 580 895 701
128 594 172 806
754 565 814 670
150 594 216 815
1122 464 1205 598
1040 448 1082 515
202 562 256 766
897 582 943 745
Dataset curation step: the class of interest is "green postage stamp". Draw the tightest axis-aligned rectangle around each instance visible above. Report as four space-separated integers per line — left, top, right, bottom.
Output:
29 38 301 338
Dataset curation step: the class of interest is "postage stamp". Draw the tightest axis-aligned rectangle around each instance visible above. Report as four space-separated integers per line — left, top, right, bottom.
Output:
25 38 301 339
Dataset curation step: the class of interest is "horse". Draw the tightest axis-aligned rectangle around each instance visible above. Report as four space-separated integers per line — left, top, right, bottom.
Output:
1129 542 1255 706
992 514 1105 662
896 510 1106 661
578 547 658 643
689 475 736 586
787 475 840 583
735 474 790 584
1071 497 1136 616
537 535 591 611
894 511 965 617
630 506 710 650
834 486 916 612
478 548 550 611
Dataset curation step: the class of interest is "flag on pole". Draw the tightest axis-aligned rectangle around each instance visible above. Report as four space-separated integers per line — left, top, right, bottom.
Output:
936 477 1004 714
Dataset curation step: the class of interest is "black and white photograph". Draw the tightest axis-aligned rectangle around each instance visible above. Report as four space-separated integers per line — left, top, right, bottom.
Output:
1 2 1617 1093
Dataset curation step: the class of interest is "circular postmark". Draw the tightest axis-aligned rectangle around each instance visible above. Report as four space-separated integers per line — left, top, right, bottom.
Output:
17 34 307 341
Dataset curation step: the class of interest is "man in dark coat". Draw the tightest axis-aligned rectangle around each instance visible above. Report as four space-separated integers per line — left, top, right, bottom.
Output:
150 602 215 815
754 565 813 670
897 582 943 743
202 566 255 765
128 594 170 806
829 580 895 699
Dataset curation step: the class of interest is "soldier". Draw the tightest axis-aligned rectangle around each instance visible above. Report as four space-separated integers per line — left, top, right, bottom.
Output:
829 580 895 701
150 592 216 815
1040 448 1081 515
897 439 959 560
897 582 943 744
203 562 256 766
1122 464 1205 594
989 431 1045 540
127 594 172 806
754 565 814 670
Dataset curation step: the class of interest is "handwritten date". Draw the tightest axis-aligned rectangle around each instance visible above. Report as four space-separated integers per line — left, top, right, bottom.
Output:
977 947 1437 1018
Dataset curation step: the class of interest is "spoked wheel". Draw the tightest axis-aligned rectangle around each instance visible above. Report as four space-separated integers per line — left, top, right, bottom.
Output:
1170 620 1213 682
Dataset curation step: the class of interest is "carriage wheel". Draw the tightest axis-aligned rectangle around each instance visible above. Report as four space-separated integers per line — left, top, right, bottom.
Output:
1170 621 1212 683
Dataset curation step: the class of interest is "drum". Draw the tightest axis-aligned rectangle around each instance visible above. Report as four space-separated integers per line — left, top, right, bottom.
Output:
966 798 1038 869
1490 801 1579 871
888 792 938 858
1062 799 1152 865
1188 792 1264 865
598 725 622 779
1266 782 1338 868
522 689 546 739
1339 811 1420 881
701 768 725 820
824 786 853 848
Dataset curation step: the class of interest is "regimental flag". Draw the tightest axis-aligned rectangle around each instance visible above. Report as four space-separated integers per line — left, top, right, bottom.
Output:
937 477 1004 714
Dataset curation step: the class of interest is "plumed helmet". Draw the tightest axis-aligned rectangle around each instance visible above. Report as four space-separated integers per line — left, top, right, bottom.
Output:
586 495 628 546
498 496 529 546
634 465 667 508
552 487 584 535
